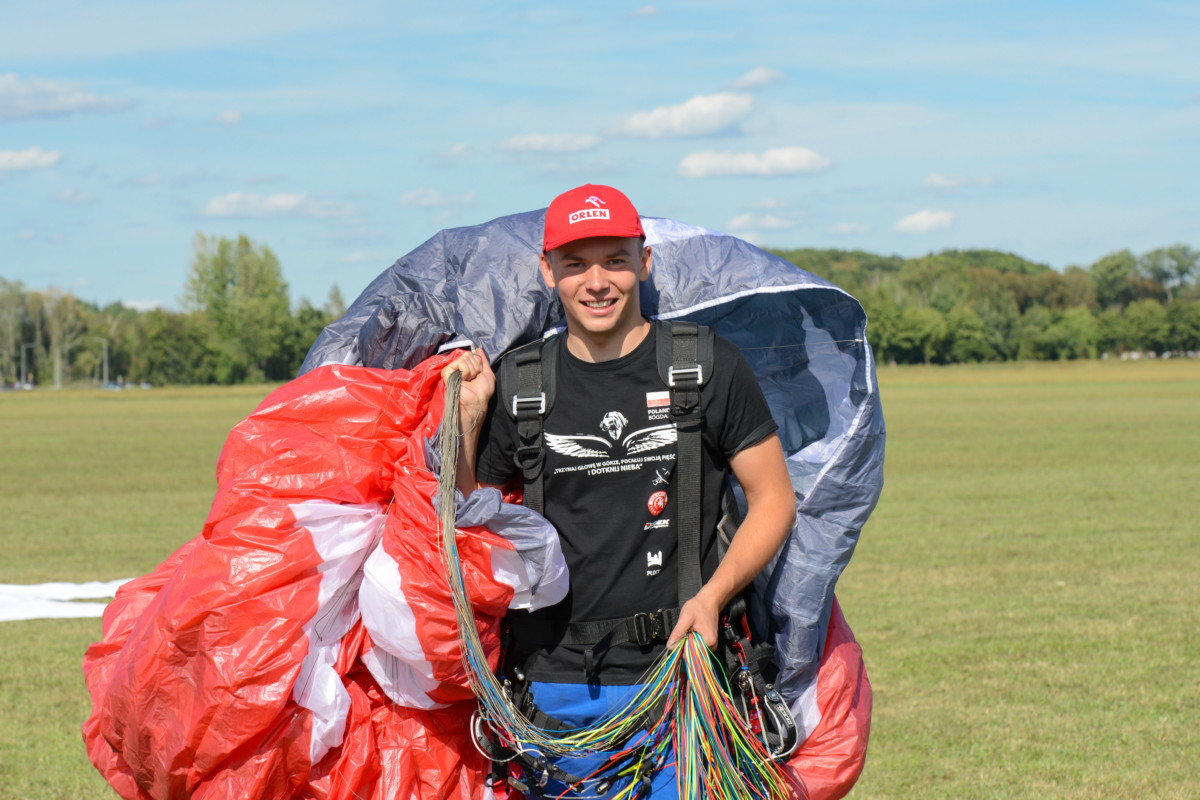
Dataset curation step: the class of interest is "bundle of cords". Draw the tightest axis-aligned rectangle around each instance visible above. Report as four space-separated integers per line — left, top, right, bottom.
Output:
438 371 803 800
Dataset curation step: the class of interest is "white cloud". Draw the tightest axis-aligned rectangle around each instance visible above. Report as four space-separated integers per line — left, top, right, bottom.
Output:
617 92 753 139
17 228 35 241
340 251 370 264
0 147 62 172
922 173 966 190
728 67 785 91
922 173 995 191
894 209 955 233
828 222 872 235
728 212 796 231
631 5 658 16
203 192 354 218
55 188 93 204
678 146 831 178
438 143 471 159
215 110 242 127
0 73 133 122
135 171 162 186
497 133 602 153
397 187 476 208
141 116 172 130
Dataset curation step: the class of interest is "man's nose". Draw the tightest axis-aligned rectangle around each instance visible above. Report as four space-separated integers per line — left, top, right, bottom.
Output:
584 264 608 290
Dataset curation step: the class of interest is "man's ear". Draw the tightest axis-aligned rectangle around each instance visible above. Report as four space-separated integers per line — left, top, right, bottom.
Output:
639 245 652 282
539 252 557 289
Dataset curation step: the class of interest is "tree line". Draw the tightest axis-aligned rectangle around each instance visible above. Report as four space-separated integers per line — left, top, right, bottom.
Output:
1 234 345 388
3 234 1198 388
775 244 1200 364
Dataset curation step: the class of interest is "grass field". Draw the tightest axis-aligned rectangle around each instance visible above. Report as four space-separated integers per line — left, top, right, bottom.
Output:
1 360 1197 799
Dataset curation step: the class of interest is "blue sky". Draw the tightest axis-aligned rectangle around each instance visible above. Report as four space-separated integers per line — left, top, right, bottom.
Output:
2 0 1198 311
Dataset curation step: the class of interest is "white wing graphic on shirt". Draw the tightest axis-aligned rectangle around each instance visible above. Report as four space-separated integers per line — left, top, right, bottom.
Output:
544 433 612 458
623 424 677 455
545 424 678 460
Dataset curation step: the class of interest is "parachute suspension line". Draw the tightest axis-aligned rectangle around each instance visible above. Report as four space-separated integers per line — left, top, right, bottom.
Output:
439 370 801 799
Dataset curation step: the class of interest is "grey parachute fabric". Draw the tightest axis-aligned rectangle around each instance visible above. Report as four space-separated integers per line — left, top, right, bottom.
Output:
301 210 885 725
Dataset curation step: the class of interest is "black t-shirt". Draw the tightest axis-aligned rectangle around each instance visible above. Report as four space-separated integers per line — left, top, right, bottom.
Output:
476 321 777 683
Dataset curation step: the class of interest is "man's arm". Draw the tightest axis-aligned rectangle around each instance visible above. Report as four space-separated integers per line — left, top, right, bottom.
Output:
440 350 497 497
666 432 796 648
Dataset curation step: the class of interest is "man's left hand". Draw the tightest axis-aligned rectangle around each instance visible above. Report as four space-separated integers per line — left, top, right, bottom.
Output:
666 588 722 650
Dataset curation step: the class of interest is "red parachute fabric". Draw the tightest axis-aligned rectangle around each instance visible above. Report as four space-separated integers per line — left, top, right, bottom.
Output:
785 597 873 800
83 356 871 800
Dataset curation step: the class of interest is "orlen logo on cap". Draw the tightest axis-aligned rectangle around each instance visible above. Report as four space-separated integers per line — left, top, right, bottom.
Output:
569 208 610 224
648 491 667 516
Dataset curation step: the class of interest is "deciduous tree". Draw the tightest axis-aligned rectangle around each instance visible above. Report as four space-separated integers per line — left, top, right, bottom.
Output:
182 233 292 383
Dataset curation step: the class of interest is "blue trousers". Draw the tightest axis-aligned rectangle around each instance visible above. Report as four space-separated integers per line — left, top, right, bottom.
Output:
519 680 678 799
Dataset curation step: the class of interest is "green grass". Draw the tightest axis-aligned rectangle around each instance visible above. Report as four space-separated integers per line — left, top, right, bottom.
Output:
1 361 1197 799
0 385 273 800
0 386 273 585
841 359 1200 799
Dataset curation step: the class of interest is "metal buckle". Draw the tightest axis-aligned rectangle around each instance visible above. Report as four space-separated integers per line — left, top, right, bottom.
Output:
667 364 703 387
762 686 800 759
512 393 547 416
632 612 651 645
631 610 666 646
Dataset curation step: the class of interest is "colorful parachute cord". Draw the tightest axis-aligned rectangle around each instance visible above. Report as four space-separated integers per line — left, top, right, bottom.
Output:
439 370 802 799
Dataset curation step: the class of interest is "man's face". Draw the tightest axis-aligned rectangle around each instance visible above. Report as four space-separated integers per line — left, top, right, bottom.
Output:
540 236 652 342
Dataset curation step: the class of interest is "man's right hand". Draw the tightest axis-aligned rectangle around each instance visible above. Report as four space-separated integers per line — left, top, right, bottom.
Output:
442 348 495 434
441 349 495 496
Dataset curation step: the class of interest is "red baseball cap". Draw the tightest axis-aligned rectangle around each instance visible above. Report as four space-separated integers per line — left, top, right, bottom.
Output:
542 184 645 253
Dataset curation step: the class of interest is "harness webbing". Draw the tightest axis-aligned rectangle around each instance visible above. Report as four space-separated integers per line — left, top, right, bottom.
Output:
508 336 560 517
442 369 801 799
658 321 708 606
504 321 713 609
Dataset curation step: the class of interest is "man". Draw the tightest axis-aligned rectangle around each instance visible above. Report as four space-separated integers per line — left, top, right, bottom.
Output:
444 184 795 796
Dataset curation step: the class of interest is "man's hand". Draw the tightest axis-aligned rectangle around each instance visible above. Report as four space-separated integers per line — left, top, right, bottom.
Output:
666 586 723 650
441 349 495 497
441 348 495 436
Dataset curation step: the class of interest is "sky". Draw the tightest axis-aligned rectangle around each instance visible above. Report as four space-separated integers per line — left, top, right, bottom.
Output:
1 0 1198 311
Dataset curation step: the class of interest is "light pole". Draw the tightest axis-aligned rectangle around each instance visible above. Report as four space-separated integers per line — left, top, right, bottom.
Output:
20 342 35 388
92 336 109 386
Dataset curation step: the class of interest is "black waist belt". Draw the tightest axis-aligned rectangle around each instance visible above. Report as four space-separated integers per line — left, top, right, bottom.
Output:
509 607 681 677
559 607 680 648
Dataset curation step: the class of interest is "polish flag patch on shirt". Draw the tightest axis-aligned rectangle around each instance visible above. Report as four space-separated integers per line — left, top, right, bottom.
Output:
646 391 670 408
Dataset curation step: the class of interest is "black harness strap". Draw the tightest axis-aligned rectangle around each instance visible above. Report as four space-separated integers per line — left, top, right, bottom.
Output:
557 607 681 648
488 322 795 784
501 321 713 673
505 335 561 516
656 321 713 607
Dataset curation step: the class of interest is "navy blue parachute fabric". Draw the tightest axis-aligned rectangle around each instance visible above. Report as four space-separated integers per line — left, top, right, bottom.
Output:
301 211 885 726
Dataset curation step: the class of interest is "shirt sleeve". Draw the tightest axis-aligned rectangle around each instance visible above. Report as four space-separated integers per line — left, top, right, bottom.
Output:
474 392 519 486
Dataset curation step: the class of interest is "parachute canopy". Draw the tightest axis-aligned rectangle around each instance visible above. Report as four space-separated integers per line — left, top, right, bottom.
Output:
85 211 882 800
303 211 885 703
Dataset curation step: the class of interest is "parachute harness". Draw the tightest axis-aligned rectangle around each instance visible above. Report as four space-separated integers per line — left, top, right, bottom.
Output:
439 370 801 800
